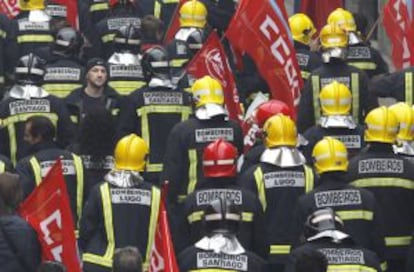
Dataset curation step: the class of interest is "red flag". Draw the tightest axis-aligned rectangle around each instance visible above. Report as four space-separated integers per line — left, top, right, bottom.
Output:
163 0 186 44
298 0 343 31
0 0 19 18
225 0 303 114
383 0 414 69
50 0 78 29
186 31 243 123
19 159 81 272
149 186 179 272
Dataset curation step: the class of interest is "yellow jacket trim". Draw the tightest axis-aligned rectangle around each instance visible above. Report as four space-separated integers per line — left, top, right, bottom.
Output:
42 83 81 97
89 2 109 12
82 253 112 268
17 35 54 43
304 165 314 193
381 262 388 271
73 154 84 229
101 33 116 43
405 72 413 105
29 157 42 186
170 58 189 68
188 211 204 223
270 244 291 254
351 177 414 190
154 1 161 18
253 167 267 211
347 62 377 71
301 70 310 80
108 81 146 95
311 75 321 122
327 264 377 272
0 161 5 173
336 210 373 221
187 149 198 195
145 187 161 265
385 236 412 247
350 73 359 121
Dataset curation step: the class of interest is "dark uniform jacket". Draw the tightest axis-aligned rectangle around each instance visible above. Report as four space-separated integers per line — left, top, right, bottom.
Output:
178 245 267 272
178 178 268 258
297 59 377 133
117 85 193 184
346 43 389 79
0 93 75 164
285 237 383 272
107 57 146 96
240 143 265 174
347 143 414 261
238 160 315 265
292 173 387 264
293 41 322 81
0 215 41 272
15 141 86 232
79 178 160 272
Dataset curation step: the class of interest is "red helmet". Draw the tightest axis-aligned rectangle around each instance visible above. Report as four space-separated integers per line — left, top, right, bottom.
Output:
254 100 294 127
203 139 238 178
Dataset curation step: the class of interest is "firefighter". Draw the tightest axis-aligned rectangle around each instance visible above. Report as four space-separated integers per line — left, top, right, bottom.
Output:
292 137 387 268
238 114 314 271
178 139 267 258
8 0 54 67
117 45 192 184
15 116 85 236
152 0 179 29
240 99 295 173
42 27 85 98
0 13 12 95
178 198 267 271
79 0 110 42
285 208 383 272
107 24 146 96
79 134 161 272
140 15 164 52
65 58 124 128
369 66 414 105
347 106 414 272
389 102 414 163
327 8 388 79
297 23 377 133
302 81 365 163
0 53 75 165
288 13 322 81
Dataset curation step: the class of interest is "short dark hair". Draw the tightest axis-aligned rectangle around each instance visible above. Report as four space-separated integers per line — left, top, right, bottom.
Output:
26 116 56 142
141 15 164 42
0 172 23 214
295 249 328 272
38 261 67 272
112 247 142 272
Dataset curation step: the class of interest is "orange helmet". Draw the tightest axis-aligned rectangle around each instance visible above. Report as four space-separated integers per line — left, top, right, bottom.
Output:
202 139 238 178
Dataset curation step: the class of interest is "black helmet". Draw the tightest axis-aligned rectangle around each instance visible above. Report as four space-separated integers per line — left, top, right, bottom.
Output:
15 53 46 85
304 208 344 239
113 24 141 54
53 27 83 57
202 198 241 235
141 45 171 82
186 28 205 56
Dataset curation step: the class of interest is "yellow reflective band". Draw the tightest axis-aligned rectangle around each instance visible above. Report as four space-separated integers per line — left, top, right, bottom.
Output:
351 73 359 121
111 108 120 117
29 157 42 186
327 264 377 272
170 58 189 68
187 149 198 195
241 212 253 222
351 178 414 190
17 34 54 43
188 211 204 223
89 2 109 12
145 187 161 269
253 167 267 211
405 72 413 105
159 0 179 3
154 1 161 19
70 115 78 124
381 262 388 271
3 113 58 165
108 81 146 95
301 70 310 80
102 33 116 44
385 236 412 247
312 75 321 122
82 253 112 268
304 165 314 193
0 29 6 39
0 76 4 84
73 154 84 230
178 194 187 203
347 62 377 70
146 164 163 172
101 183 115 261
188 270 236 272
270 245 291 255
0 162 5 173
336 210 373 221
42 83 81 97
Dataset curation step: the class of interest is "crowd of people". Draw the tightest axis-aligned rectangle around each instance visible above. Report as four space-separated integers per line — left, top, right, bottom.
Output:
0 0 413 271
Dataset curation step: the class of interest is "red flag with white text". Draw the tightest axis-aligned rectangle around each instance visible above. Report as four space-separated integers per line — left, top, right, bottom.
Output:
383 0 414 69
0 0 19 18
225 0 303 115
149 187 179 272
186 31 243 123
19 159 81 272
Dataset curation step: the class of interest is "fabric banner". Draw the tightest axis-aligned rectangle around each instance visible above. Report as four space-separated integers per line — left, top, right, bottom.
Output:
19 159 81 272
295 0 343 31
0 0 19 18
163 0 186 44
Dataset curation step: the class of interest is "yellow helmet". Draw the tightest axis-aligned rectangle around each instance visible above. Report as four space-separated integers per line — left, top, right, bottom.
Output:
263 114 297 148
179 0 208 28
389 102 414 141
312 136 348 174
114 134 149 171
289 13 317 45
319 23 348 49
320 81 352 116
19 0 45 10
191 75 224 108
327 8 357 32
364 106 398 144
